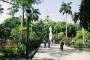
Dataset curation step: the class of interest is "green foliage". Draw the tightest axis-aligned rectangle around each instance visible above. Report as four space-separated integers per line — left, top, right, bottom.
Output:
7 5 19 17
59 2 72 37
10 26 26 40
59 2 72 15
0 42 26 57
72 12 79 24
79 0 90 31
17 42 26 55
30 31 38 41
75 30 83 40
53 22 65 34
58 32 64 41
0 24 4 39
75 39 83 44
2 17 19 39
11 0 42 8
28 7 41 22
75 29 88 40
67 23 77 37
32 21 44 41
85 32 90 40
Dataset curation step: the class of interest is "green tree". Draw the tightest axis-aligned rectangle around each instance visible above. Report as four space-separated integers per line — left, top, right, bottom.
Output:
72 12 85 44
79 0 90 31
3 17 19 40
59 2 72 37
32 20 44 41
58 32 64 41
67 23 76 37
10 26 26 41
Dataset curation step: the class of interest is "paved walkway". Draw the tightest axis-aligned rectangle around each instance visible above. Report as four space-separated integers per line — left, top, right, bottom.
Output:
33 43 90 60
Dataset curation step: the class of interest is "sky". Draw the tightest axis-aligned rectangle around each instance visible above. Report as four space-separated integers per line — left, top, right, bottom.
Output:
0 0 81 24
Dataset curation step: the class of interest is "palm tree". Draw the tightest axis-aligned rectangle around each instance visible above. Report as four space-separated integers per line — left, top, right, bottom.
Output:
29 7 41 33
59 2 72 37
26 7 41 58
31 7 41 22
7 5 19 17
72 12 79 24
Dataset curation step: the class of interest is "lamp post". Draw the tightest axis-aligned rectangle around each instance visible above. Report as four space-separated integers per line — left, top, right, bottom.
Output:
26 8 32 59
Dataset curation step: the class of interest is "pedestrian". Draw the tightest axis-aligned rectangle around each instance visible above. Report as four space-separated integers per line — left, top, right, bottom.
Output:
60 40 64 51
43 40 46 48
48 39 50 48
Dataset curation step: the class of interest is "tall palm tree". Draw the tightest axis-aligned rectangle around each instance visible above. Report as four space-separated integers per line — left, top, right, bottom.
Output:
29 7 41 33
26 7 41 58
59 2 72 37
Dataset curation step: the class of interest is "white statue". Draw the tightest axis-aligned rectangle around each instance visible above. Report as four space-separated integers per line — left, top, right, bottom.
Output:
49 26 53 45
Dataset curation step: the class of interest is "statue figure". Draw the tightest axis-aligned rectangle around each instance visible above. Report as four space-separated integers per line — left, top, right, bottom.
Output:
49 26 53 46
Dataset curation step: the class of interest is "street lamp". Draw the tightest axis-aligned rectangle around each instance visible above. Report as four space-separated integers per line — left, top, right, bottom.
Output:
26 8 32 59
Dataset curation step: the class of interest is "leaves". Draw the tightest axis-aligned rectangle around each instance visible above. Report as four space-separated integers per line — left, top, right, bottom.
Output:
59 2 72 15
0 4 4 14
72 12 79 24
26 7 41 22
79 0 90 31
7 4 19 17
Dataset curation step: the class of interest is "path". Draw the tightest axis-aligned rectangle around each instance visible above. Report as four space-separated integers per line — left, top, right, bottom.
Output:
33 43 90 60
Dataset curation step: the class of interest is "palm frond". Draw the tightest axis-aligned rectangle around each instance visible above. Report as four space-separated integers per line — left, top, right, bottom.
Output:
72 12 79 24
59 7 64 13
0 4 4 14
59 2 72 15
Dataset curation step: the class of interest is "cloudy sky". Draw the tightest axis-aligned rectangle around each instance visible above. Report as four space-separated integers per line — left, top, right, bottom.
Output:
0 0 81 24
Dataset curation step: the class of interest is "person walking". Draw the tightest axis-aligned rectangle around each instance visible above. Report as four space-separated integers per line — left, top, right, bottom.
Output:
48 39 50 48
60 40 64 51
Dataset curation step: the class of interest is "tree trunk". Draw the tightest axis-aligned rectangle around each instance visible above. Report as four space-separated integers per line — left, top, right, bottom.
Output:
21 2 24 42
66 13 67 37
82 27 84 44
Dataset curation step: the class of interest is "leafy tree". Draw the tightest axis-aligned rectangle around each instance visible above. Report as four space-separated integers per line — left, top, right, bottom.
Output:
30 31 38 41
10 26 26 41
75 29 89 44
53 22 65 34
67 24 76 37
58 32 64 41
32 20 44 41
59 2 72 37
79 0 90 31
3 17 20 40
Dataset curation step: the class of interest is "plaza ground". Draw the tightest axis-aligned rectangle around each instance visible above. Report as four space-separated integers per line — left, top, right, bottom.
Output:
33 43 90 60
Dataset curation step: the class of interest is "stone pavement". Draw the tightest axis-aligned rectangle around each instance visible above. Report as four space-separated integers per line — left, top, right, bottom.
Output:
32 43 90 60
